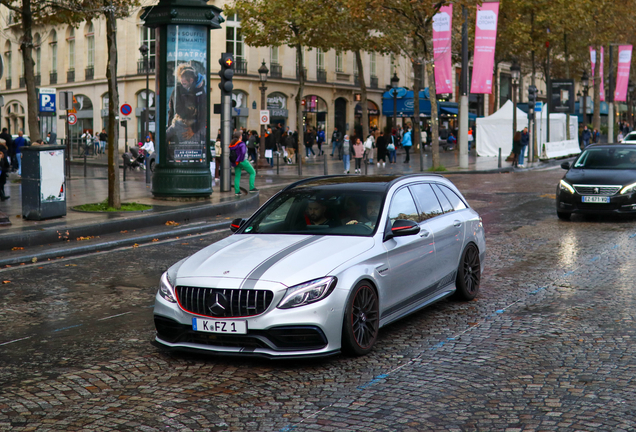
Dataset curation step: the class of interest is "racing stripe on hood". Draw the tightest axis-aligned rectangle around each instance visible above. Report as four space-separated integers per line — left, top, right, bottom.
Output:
239 236 324 289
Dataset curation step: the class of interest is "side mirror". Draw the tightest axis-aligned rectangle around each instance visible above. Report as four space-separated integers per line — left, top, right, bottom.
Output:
561 162 571 170
230 218 246 233
386 219 420 240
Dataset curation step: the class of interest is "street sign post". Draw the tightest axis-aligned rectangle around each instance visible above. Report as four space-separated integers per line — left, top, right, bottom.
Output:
260 110 270 125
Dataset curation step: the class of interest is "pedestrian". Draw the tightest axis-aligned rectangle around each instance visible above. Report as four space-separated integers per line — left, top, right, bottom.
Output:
0 128 14 171
402 127 412 163
316 127 325 155
265 126 275 167
512 131 521 168
376 131 387 168
99 128 108 154
14 130 26 176
342 134 351 174
0 139 10 201
582 125 592 148
364 133 374 165
468 127 474 152
229 131 257 196
247 130 258 163
519 127 530 168
272 124 282 153
331 126 342 158
285 131 295 164
618 130 625 143
305 127 316 157
141 135 155 166
387 132 397 163
353 137 365 174
420 128 428 150
214 139 222 180
592 128 600 143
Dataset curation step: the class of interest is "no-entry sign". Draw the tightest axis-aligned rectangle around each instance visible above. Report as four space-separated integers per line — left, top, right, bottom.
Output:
67 113 78 125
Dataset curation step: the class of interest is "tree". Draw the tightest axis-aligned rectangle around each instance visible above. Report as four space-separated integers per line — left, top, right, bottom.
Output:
227 0 332 174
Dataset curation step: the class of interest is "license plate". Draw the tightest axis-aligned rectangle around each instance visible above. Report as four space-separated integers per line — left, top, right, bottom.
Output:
192 318 247 334
582 196 610 203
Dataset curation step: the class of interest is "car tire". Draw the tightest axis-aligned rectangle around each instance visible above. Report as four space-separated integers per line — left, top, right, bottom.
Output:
342 281 379 356
454 243 481 301
557 211 571 221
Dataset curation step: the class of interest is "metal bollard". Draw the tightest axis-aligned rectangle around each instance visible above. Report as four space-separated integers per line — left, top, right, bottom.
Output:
276 152 280 175
364 156 368 175
324 152 328 175
145 157 151 184
498 148 502 168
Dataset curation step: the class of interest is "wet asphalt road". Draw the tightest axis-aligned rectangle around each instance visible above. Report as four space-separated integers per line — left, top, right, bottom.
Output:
2 167 636 431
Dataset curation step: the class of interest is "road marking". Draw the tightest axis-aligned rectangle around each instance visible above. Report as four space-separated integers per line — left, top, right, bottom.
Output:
0 336 31 346
52 324 83 332
97 311 132 321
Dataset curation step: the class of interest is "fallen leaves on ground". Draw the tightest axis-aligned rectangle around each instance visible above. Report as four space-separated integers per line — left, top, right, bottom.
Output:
120 230 128 234
133 244 139 248
165 221 180 226
11 247 24 251
31 257 37 263
152 239 159 242
76 236 94 241
2 281 10 284
64 264 77 267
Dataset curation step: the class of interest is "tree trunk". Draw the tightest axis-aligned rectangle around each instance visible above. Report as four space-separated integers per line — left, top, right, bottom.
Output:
426 61 440 169
493 60 500 110
295 43 304 175
412 57 423 171
355 50 369 141
20 0 40 142
105 4 120 208
593 44 601 132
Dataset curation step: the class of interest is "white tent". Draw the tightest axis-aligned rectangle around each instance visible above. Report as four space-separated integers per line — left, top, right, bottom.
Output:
476 100 579 157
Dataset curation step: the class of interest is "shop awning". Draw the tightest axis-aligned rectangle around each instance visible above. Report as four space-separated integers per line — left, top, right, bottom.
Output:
438 106 478 120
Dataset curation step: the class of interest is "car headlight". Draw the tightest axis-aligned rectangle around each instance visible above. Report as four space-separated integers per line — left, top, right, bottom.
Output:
159 271 177 303
620 182 636 195
559 180 575 194
277 277 338 309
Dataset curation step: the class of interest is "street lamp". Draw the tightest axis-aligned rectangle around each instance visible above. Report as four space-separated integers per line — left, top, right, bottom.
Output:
257 60 269 169
510 60 521 134
391 73 399 132
581 70 589 126
139 44 150 143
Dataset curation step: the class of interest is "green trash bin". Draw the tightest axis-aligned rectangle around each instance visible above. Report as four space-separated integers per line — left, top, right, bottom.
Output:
21 145 67 220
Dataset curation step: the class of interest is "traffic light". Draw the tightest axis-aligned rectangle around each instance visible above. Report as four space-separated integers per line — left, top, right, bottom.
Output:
528 85 537 106
218 53 234 93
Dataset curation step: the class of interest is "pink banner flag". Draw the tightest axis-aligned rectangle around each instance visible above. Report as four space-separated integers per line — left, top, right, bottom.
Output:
590 47 605 101
432 5 453 94
615 45 633 102
470 2 499 94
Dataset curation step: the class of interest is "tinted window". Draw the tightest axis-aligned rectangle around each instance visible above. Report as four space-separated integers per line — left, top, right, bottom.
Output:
624 133 636 141
409 184 443 221
389 188 419 223
438 185 467 210
432 184 453 213
573 148 636 169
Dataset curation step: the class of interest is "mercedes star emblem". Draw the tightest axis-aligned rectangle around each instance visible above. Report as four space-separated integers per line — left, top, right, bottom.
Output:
208 292 229 316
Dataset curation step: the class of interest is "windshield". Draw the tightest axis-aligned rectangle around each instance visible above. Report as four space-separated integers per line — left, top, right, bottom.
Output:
240 187 385 236
623 133 636 141
573 148 636 169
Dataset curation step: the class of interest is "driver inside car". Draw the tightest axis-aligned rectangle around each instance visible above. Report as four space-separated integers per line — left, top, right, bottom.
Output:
305 199 339 227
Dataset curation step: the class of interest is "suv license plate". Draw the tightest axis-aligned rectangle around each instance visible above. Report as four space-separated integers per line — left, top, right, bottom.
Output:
192 318 247 334
582 196 610 203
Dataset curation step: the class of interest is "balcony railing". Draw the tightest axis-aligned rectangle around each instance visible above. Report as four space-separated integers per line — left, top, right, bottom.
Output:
35 74 41 86
19 76 25 88
137 58 156 75
67 69 75 83
270 63 282 78
235 57 247 75
296 67 307 81
317 68 327 83
85 66 94 80
370 76 378 89
50 72 57 85
5 79 10 90
354 74 359 86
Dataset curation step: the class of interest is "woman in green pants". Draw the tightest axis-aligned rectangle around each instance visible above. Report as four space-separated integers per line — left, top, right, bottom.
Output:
229 131 258 196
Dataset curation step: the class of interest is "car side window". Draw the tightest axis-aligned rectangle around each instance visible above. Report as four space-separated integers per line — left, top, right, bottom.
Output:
409 183 444 221
438 185 467 210
431 184 453 213
388 188 420 223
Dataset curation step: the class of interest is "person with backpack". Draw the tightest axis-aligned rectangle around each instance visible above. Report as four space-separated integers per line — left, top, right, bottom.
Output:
387 132 397 164
228 131 257 196
247 130 258 163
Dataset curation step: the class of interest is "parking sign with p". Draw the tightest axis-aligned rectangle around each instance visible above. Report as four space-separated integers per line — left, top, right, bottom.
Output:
39 88 56 113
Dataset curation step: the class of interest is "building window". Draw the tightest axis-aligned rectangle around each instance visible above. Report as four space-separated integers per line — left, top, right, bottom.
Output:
270 46 279 64
86 23 95 67
5 50 10 80
353 56 359 76
370 52 376 77
390 54 396 74
336 52 343 73
316 48 324 70
68 28 75 70
225 18 243 60
50 31 57 73
140 26 156 64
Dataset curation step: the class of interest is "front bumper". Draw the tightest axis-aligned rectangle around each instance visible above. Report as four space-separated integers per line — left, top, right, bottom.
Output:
153 286 347 358
556 187 636 214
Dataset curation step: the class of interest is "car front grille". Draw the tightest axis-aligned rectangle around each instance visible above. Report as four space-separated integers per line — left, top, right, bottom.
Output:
573 185 621 195
176 286 274 318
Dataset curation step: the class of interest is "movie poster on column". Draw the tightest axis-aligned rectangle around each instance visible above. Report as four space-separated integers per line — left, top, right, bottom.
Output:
590 47 605 102
470 2 499 94
432 5 453 94
165 25 208 164
615 45 633 102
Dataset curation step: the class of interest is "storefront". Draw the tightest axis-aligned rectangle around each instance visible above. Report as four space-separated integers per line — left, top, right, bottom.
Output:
302 95 328 132
354 101 380 134
267 92 288 128
70 94 93 142
136 89 156 142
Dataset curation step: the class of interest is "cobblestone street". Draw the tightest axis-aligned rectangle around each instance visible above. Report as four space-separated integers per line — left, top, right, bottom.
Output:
2 167 636 431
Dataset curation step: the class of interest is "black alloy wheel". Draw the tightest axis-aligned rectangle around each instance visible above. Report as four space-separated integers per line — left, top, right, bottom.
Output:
342 282 379 356
454 244 481 301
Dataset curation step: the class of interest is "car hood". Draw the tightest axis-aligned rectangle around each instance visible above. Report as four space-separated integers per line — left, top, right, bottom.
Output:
565 169 636 186
176 234 375 288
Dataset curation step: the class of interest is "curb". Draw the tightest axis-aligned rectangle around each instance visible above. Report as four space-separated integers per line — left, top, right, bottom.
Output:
0 192 259 251
0 220 229 267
